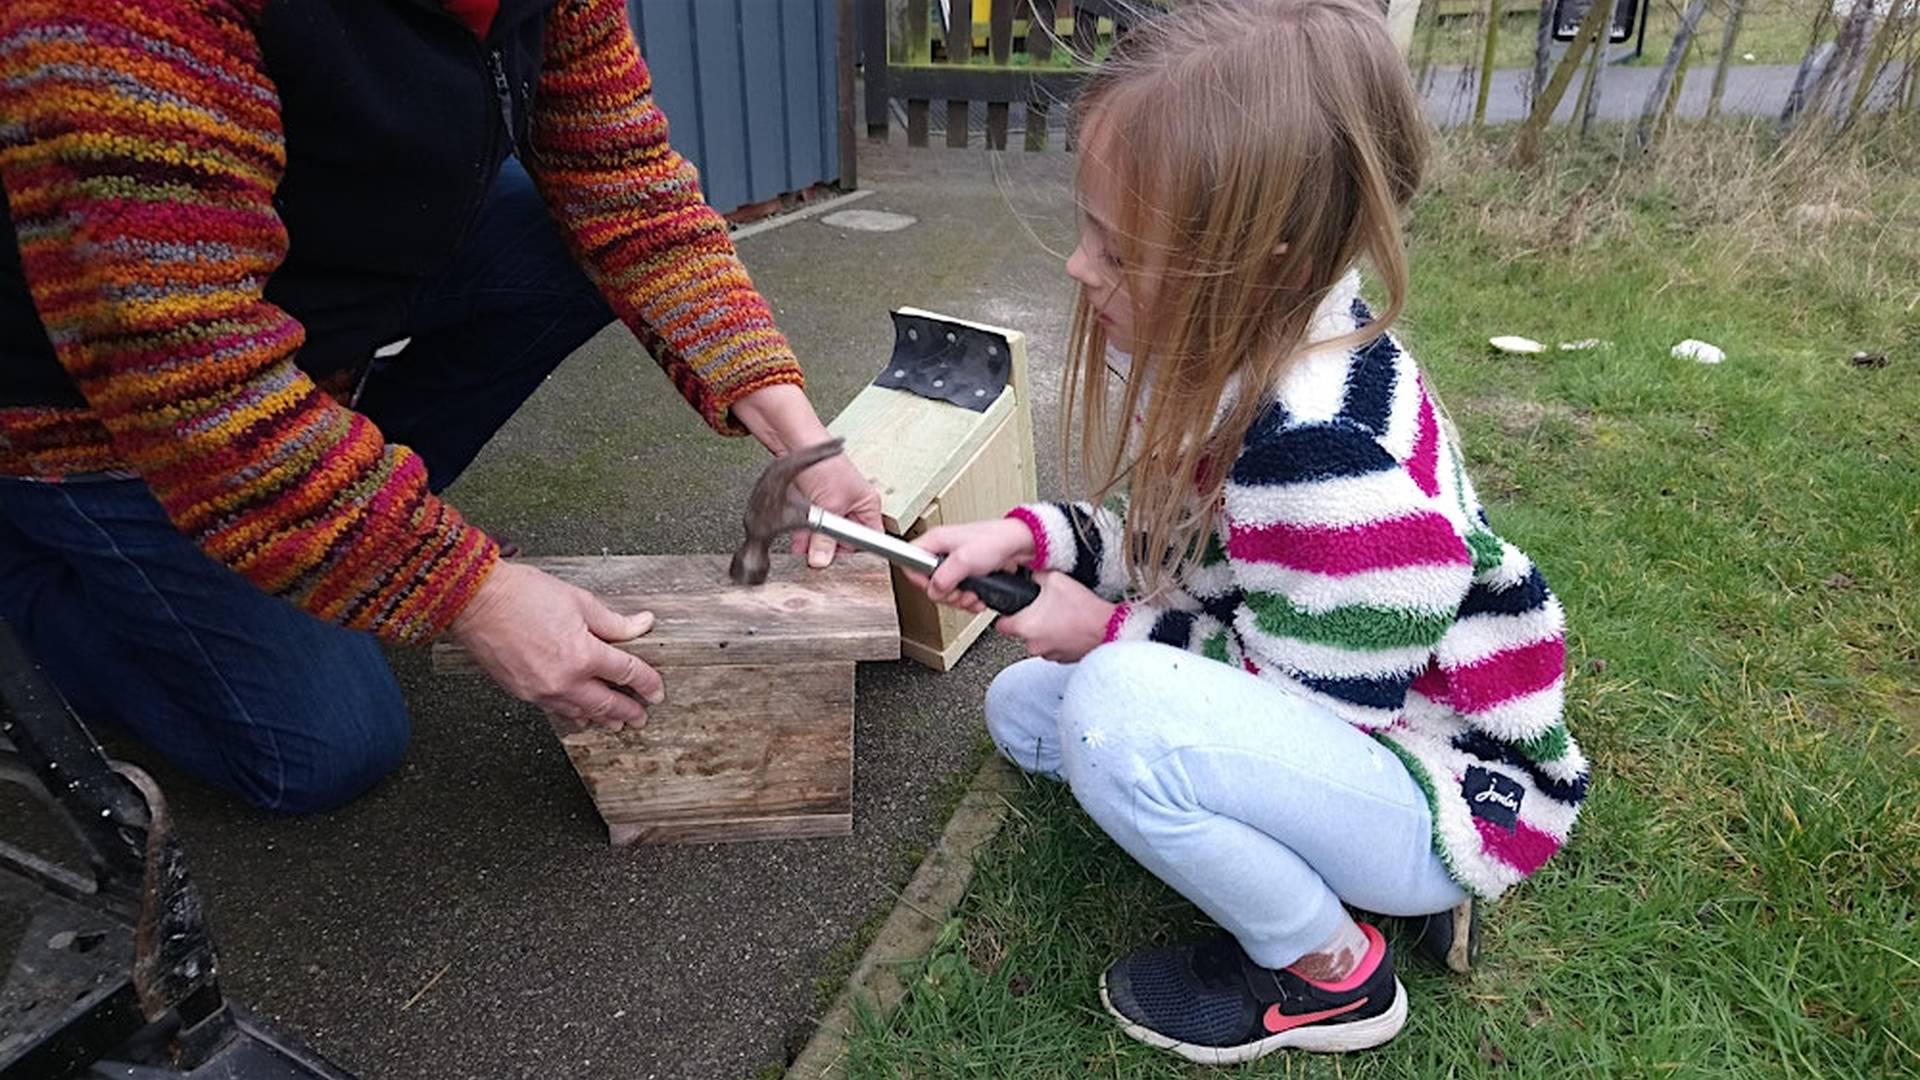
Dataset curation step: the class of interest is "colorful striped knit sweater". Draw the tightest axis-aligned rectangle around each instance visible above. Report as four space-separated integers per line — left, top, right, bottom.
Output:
1009 274 1588 899
0 0 803 642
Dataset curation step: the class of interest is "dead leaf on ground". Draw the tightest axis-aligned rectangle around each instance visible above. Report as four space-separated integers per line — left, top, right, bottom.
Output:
1586 658 1609 675
1826 573 1856 590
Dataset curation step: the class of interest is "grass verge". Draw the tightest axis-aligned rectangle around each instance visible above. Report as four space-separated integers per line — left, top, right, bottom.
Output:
838 122 1920 1078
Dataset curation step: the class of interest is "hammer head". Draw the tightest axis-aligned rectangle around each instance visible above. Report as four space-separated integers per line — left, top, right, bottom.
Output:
728 438 849 586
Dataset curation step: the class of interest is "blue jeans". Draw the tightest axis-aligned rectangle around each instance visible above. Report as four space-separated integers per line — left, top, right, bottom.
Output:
986 643 1467 969
0 157 613 814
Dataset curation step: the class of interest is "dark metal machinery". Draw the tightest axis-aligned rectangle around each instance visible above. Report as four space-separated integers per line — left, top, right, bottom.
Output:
0 623 354 1079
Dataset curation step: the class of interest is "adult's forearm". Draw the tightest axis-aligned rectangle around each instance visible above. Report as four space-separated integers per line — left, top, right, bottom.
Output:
0 0 499 643
528 0 805 434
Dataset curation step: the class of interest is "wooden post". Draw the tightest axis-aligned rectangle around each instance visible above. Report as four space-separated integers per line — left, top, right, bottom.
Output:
1026 0 1056 150
1779 14 1829 135
864 0 894 141
988 0 1016 149
1530 0 1558 104
1415 0 1444 92
906 0 932 147
1654 33 1695 139
946 0 974 148
1513 0 1612 165
1575 25 1606 137
1782 4 1863 138
1474 0 1504 130
1635 0 1708 149
1707 0 1747 118
1845 9 1904 131
1905 31 1920 114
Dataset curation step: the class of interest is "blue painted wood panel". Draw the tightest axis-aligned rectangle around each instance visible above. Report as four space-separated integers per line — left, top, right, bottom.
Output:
626 0 843 214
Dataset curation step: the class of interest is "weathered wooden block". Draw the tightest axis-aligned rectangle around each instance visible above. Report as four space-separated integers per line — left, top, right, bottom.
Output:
827 308 1038 671
433 554 899 846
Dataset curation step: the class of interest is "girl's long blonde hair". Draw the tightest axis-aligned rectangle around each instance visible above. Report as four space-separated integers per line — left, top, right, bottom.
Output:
1065 0 1429 595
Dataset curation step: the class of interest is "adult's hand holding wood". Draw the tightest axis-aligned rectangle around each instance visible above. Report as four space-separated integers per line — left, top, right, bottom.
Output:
447 562 662 732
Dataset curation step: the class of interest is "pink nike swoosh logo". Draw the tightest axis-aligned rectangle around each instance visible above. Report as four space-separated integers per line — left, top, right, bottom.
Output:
1263 996 1369 1034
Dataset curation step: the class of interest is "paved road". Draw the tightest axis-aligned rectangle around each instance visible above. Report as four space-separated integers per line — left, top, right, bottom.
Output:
1421 60 1908 127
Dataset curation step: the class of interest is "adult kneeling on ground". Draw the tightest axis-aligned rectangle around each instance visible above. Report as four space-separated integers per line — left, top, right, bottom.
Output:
0 0 880 814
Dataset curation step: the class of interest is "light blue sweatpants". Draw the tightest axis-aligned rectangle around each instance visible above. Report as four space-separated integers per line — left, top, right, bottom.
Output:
987 642 1466 969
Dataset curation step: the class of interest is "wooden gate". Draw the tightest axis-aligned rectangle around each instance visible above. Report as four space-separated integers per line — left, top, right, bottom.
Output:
858 1 1154 150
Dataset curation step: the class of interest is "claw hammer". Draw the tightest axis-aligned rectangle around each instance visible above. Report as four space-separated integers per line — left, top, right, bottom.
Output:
728 439 1040 614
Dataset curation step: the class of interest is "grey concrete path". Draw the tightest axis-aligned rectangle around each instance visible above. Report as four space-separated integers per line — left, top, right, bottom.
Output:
0 142 1083 1080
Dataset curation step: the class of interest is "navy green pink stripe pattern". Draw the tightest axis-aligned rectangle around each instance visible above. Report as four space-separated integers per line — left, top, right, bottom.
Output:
1009 273 1588 899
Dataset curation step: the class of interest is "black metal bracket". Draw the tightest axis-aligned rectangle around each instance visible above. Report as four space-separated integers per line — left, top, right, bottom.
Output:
874 310 1012 413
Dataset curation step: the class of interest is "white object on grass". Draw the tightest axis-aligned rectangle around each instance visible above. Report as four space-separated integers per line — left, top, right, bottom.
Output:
1559 339 1610 351
1490 336 1546 355
1673 339 1726 365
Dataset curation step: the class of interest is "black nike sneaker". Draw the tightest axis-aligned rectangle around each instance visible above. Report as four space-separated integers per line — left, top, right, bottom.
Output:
1098 923 1406 1063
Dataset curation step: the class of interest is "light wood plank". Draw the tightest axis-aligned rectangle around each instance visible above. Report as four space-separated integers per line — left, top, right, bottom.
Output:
432 554 899 674
829 384 1015 535
560 663 854 844
609 813 851 847
892 413 1029 667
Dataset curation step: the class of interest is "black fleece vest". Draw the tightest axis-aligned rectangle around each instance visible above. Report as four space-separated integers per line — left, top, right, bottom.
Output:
0 0 556 408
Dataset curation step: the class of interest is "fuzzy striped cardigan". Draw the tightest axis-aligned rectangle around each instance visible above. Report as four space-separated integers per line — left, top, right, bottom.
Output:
1009 274 1588 899
0 0 803 642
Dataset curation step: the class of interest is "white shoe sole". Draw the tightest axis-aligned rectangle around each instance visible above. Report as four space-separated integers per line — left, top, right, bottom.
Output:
1098 973 1409 1064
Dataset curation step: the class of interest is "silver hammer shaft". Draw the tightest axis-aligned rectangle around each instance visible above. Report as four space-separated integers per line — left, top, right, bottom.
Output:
805 505 941 575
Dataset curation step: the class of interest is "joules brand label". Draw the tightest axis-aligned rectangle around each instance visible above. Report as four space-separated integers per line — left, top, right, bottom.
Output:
1463 766 1524 831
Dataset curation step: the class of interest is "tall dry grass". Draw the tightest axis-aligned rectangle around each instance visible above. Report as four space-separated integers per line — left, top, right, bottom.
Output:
1424 119 1920 318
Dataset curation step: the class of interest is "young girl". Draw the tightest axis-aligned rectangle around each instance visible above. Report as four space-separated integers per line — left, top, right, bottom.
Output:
912 0 1589 1064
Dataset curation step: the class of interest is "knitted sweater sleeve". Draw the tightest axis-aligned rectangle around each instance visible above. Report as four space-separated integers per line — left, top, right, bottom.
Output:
0 0 498 643
529 0 805 435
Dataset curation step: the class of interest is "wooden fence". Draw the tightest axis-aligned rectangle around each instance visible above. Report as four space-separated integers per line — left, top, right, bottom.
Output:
859 1 1151 150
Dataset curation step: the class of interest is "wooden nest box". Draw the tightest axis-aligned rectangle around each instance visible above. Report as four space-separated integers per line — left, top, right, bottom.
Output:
434 554 898 846
431 308 1031 846
826 308 1039 671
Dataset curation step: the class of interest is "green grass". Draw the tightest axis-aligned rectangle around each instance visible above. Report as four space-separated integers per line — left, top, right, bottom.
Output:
1412 0 1828 72
837 125 1920 1078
